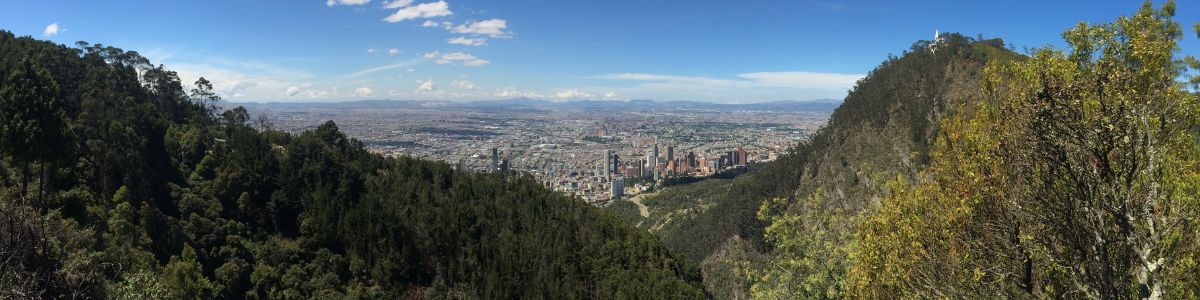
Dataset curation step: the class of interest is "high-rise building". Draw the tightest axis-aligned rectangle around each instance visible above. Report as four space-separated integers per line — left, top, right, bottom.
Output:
652 142 660 181
491 147 499 172
611 153 620 176
736 147 747 166
652 143 659 169
611 178 624 199
603 149 612 179
667 145 674 163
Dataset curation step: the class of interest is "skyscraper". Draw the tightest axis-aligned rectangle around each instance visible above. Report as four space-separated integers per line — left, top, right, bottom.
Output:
491 147 499 172
666 145 674 163
736 147 748 165
611 153 620 177
652 141 660 181
603 149 612 180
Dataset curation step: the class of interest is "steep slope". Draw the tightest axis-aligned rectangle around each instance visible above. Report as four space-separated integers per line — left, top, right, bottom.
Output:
611 33 1020 299
0 31 705 299
786 33 1018 214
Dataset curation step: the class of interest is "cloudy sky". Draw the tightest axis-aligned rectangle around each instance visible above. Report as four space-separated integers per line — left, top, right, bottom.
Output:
2 0 1198 103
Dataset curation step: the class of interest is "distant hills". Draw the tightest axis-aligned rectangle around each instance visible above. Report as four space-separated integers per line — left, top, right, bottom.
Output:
233 98 843 112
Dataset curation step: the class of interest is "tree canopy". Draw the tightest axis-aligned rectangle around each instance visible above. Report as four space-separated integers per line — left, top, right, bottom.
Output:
0 30 705 299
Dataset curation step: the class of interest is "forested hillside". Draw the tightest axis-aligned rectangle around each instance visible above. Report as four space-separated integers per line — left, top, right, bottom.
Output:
0 31 705 299
607 31 1018 299
754 1 1200 299
746 31 1021 299
618 2 1200 300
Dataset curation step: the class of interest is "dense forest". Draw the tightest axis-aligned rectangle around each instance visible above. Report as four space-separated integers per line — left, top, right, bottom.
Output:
0 30 706 298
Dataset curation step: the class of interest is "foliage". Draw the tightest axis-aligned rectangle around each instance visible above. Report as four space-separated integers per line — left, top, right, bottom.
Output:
0 30 705 299
847 1 1200 298
750 191 852 300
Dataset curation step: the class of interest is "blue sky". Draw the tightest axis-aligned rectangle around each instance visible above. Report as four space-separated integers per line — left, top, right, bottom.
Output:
2 0 1198 103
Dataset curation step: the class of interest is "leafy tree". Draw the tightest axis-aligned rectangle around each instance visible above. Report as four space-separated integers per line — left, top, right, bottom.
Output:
109 271 171 300
847 1 1200 298
190 77 220 115
162 244 214 299
103 186 156 275
750 191 851 300
0 59 72 202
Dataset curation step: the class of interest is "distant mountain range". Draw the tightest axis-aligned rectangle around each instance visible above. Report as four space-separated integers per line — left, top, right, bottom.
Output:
232 98 843 112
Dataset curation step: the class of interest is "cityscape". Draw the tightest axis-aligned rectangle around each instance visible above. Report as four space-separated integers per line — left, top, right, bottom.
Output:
3 1 1192 298
245 99 832 202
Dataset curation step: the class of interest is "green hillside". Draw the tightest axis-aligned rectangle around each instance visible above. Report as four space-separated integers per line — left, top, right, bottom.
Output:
0 31 705 299
754 2 1200 299
628 4 1200 295
608 32 1020 299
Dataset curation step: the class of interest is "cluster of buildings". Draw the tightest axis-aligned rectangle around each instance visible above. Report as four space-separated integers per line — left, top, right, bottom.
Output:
614 142 750 183
257 105 826 204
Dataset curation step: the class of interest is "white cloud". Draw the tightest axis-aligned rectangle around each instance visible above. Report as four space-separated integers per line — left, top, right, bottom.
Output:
308 90 330 98
593 71 865 102
43 23 60 36
448 19 511 38
451 79 475 90
603 92 619 100
596 73 736 87
736 71 864 88
388 48 402 55
554 89 597 100
422 51 439 59
405 68 416 72
382 0 412 8
421 20 440 27
286 85 301 96
354 87 375 96
170 62 310 100
327 0 370 7
383 0 452 23
447 36 486 46
416 78 436 92
596 71 864 89
347 58 422 77
494 86 543 99
434 52 489 66
367 48 376 53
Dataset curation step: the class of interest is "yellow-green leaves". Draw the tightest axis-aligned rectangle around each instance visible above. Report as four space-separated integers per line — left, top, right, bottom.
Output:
751 191 852 300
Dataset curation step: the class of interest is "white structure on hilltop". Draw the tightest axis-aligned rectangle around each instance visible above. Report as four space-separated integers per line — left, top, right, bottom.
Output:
930 29 947 53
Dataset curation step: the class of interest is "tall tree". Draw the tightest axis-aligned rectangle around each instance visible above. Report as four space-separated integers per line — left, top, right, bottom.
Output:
0 59 72 204
190 77 220 115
